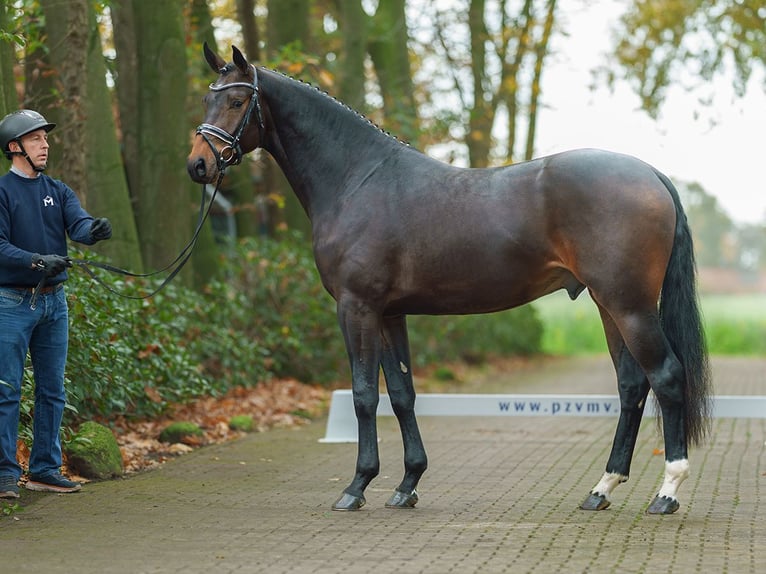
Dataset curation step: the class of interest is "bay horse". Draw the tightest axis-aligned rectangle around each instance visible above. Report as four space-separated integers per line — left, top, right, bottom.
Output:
187 44 711 515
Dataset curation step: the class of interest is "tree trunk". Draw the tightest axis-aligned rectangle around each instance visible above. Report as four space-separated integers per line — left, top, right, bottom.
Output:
501 0 534 164
130 2 194 279
267 0 310 52
39 0 89 203
20 18 59 182
466 0 493 168
368 0 418 145
186 0 226 283
112 0 140 212
0 4 18 115
525 0 556 161
337 0 367 112
83 3 143 269
267 0 312 237
236 0 261 62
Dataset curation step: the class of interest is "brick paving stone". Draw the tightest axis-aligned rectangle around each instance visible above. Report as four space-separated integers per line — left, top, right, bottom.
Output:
1 356 763 574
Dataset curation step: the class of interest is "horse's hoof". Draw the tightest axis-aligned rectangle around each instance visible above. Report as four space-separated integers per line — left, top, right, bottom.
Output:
385 489 419 509
580 492 611 511
332 492 366 511
646 495 679 515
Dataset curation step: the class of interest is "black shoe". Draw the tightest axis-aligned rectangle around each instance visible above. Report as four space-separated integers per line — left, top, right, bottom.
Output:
0 475 20 499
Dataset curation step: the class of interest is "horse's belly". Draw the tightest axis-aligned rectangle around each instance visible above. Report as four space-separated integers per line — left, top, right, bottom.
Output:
384 264 576 316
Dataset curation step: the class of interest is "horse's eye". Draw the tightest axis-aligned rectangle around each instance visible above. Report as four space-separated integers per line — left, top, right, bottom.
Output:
232 100 244 109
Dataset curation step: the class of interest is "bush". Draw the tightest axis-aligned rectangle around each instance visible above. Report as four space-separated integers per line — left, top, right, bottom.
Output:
196 233 347 385
64 268 211 420
408 307 542 367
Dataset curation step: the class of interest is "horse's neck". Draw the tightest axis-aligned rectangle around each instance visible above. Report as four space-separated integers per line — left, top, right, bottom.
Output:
260 71 404 220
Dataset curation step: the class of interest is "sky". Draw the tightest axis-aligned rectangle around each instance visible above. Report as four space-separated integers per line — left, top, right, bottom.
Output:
530 0 766 225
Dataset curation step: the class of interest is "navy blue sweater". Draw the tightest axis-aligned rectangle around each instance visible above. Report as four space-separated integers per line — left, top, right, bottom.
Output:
0 170 97 287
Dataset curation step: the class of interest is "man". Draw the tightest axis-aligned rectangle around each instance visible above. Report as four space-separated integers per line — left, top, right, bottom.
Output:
0 109 112 499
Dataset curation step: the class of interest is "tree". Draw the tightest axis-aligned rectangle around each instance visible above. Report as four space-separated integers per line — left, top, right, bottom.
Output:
113 1 196 278
236 0 261 62
678 181 735 267
267 0 310 52
367 0 418 144
82 4 142 268
736 223 766 273
416 0 561 167
111 0 139 216
604 0 766 118
336 0 367 111
266 0 313 236
467 0 492 167
524 0 556 161
38 0 88 203
0 3 19 115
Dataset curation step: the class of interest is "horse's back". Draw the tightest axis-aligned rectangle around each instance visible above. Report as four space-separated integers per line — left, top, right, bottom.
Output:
392 147 674 226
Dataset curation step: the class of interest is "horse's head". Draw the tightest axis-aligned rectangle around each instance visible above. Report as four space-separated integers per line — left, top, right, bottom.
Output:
186 43 264 184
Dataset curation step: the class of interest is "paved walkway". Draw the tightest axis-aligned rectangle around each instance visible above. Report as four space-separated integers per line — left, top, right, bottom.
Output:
1 356 764 573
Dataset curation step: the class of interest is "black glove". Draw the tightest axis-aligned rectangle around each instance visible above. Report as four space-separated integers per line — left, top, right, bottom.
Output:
90 217 112 241
32 254 73 277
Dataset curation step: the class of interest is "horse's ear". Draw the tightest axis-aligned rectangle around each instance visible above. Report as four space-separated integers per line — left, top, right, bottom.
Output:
232 45 249 74
203 41 226 74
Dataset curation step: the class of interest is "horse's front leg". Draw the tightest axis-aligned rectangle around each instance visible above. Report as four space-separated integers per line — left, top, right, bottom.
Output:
332 298 384 511
380 314 426 509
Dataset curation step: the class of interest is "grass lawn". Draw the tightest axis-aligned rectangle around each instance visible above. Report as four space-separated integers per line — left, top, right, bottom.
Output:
533 291 766 356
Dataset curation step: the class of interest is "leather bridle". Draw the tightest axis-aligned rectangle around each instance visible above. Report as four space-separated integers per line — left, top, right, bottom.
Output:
195 64 264 171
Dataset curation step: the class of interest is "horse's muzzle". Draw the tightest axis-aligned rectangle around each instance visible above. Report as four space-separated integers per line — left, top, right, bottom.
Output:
187 155 214 184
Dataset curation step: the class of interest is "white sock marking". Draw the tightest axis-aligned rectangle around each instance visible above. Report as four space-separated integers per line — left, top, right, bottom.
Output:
657 458 689 500
591 471 628 499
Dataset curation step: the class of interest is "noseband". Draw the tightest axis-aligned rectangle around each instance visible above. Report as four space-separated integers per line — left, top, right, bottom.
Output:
196 64 264 171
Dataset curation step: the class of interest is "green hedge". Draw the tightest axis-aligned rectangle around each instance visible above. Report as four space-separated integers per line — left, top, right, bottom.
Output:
17 232 542 436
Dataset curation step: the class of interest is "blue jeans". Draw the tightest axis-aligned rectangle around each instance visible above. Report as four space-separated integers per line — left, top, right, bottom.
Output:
0 285 69 480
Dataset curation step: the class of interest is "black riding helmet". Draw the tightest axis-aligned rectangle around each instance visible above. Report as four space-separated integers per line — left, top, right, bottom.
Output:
0 109 56 160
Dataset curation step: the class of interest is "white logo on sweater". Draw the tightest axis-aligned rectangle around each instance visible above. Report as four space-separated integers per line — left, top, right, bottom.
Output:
43 195 54 207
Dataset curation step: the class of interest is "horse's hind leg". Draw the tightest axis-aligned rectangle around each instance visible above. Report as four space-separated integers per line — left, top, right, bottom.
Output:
604 307 689 514
581 303 650 511
380 314 427 508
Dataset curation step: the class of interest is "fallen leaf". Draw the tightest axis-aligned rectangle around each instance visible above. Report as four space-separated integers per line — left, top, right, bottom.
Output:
144 385 163 403
101 379 329 474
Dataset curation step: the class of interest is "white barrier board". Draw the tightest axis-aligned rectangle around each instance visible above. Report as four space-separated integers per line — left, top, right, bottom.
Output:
319 390 766 443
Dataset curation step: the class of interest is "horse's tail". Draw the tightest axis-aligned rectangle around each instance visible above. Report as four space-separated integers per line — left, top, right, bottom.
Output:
654 169 712 447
